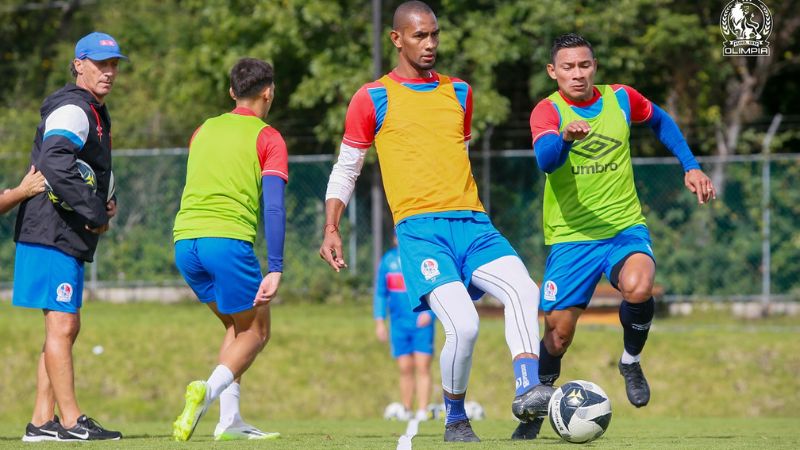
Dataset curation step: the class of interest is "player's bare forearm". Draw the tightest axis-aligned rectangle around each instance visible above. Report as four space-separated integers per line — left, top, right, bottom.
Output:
0 166 46 214
319 198 348 272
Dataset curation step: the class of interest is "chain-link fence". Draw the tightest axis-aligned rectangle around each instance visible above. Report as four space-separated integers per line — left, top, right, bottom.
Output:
0 150 797 303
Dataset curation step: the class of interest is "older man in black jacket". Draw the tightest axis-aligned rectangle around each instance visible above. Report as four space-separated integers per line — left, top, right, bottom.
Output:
13 32 124 442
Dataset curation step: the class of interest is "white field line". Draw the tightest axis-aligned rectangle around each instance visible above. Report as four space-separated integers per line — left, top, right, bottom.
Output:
397 419 419 450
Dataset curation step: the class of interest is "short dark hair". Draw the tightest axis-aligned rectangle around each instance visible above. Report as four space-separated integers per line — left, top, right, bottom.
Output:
70 60 78 78
230 58 274 99
393 1 435 29
550 33 594 63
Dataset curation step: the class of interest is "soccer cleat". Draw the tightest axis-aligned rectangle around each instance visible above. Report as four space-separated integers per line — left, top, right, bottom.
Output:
511 383 555 422
214 422 280 441
57 415 122 441
511 417 544 440
22 415 63 442
444 419 480 442
172 380 209 441
619 360 650 407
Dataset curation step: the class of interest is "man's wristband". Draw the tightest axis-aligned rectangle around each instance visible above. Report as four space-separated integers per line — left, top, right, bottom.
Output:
324 223 339 233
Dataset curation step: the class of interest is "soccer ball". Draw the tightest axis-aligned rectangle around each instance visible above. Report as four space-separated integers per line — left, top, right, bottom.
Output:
45 159 97 211
548 380 612 443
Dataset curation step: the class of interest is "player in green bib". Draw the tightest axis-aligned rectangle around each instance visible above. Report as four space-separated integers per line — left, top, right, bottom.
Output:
171 58 287 442
515 34 716 440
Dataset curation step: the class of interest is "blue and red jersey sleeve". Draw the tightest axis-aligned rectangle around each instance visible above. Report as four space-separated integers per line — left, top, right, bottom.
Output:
529 85 654 145
257 126 289 182
189 109 289 182
342 83 382 149
343 71 473 149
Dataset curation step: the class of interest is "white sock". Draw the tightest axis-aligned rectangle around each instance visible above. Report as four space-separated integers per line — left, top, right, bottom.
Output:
206 364 234 403
620 349 641 365
219 382 242 425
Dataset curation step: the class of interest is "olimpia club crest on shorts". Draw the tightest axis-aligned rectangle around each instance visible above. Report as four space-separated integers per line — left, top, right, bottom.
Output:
420 258 440 281
56 283 74 303
720 0 772 56
544 280 558 301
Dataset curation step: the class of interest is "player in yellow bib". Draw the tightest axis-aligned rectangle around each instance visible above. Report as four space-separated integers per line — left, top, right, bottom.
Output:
517 34 716 440
320 1 551 442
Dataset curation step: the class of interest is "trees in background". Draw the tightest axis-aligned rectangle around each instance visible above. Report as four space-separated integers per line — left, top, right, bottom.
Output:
0 0 797 155
0 0 798 298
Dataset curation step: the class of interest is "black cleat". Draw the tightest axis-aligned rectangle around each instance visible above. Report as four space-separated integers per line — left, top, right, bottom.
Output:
511 384 555 422
444 419 480 442
22 415 63 442
619 360 650 407
58 415 122 441
511 417 543 440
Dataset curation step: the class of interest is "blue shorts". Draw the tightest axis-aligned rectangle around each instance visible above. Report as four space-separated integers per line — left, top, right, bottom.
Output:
395 211 517 311
12 242 84 314
540 225 655 312
174 238 262 315
390 318 435 358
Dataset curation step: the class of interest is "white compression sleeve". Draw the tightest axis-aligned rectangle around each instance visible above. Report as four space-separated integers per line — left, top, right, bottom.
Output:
470 255 540 358
427 282 480 395
325 142 368 205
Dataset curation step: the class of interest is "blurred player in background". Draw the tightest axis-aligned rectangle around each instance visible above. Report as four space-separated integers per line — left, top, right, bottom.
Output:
518 33 716 439
320 1 552 442
13 31 123 442
374 237 434 421
0 166 45 214
171 57 287 442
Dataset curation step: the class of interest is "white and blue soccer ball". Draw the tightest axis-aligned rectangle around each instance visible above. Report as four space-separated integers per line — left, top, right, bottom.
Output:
44 159 97 211
548 380 612 443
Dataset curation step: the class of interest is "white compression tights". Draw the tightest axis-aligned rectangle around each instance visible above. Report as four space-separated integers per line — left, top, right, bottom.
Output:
427 255 540 395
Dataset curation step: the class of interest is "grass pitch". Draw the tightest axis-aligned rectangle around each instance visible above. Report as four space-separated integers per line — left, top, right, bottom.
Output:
0 300 798 448
0 418 798 449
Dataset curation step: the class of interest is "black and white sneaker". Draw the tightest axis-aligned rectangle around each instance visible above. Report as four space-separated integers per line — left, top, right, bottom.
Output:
22 415 63 442
444 419 480 442
619 360 650 407
58 415 122 441
511 384 555 422
511 417 543 440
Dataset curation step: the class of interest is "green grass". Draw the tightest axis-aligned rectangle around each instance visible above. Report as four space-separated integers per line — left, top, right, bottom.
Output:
0 418 797 449
0 300 798 448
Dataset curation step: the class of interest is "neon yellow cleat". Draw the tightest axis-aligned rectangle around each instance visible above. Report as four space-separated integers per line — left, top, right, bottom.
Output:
214 422 280 441
172 381 208 441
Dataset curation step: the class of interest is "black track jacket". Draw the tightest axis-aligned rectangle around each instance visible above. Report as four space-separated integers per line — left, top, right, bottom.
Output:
14 83 114 262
